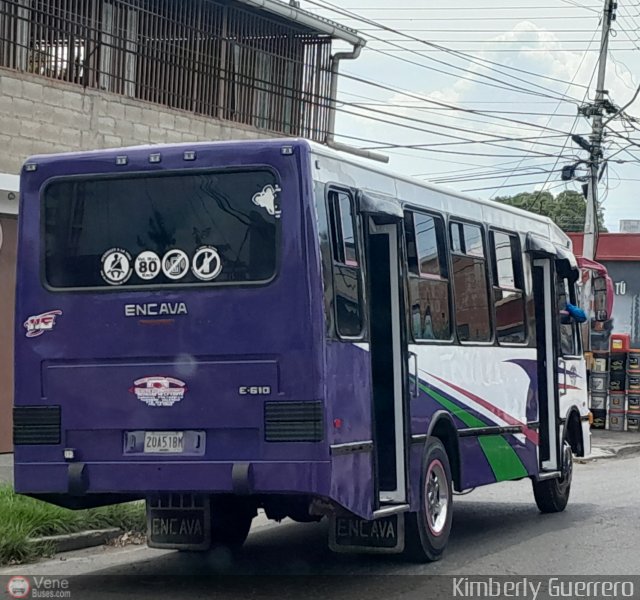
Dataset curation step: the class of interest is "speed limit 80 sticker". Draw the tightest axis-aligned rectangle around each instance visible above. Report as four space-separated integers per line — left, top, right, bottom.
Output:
134 251 161 281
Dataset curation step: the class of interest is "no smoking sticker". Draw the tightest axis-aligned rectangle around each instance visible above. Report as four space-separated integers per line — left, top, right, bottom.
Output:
192 246 223 281
101 248 133 285
135 251 161 281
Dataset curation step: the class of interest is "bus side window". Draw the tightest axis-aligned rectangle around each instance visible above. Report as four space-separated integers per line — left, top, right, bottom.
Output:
450 221 492 343
328 190 363 338
404 210 452 341
491 231 527 344
556 275 579 356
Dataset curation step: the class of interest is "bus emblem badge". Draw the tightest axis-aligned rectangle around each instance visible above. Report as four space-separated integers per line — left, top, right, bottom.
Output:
130 376 187 407
24 310 62 338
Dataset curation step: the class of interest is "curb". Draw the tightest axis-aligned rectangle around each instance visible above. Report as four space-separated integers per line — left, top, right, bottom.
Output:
616 444 640 459
14 509 277 564
577 442 640 463
28 528 122 553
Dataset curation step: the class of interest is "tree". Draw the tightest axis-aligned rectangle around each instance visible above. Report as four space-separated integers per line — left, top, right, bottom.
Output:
495 190 606 233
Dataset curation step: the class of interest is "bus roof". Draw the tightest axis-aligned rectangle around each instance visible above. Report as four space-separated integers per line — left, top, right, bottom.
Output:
305 140 571 249
22 137 571 249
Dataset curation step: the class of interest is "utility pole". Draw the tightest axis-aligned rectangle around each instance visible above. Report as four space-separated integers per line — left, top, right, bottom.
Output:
582 0 616 264
571 0 617 325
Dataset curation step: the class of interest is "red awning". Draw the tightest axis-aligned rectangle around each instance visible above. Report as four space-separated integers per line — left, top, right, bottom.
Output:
568 233 640 261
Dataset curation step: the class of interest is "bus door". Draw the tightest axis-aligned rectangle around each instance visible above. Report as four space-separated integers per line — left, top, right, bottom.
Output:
359 192 409 507
531 251 562 472
554 260 584 444
531 239 580 473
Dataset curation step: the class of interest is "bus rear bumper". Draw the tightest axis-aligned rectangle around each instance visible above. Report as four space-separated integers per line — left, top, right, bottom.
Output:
14 460 332 497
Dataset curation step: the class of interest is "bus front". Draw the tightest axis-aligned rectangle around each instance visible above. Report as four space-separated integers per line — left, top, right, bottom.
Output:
13 139 328 549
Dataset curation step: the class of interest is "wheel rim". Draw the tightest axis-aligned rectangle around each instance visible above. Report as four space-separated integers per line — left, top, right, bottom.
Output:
425 458 449 536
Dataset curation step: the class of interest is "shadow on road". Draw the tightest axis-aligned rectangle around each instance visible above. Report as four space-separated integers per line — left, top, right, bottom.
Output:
63 498 600 599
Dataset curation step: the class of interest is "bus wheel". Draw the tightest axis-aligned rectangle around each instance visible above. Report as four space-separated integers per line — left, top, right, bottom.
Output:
403 437 453 562
210 498 255 547
532 441 573 513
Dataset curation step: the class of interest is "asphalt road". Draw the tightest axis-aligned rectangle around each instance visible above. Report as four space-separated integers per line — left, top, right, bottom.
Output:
2 455 639 599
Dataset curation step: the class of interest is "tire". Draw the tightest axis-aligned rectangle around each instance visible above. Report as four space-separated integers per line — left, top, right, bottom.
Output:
210 498 256 548
403 437 454 563
532 441 573 513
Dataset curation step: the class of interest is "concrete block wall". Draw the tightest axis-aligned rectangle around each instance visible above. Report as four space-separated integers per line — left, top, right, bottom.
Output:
0 67 271 174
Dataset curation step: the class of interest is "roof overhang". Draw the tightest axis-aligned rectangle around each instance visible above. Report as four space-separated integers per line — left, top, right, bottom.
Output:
0 173 19 216
236 0 365 47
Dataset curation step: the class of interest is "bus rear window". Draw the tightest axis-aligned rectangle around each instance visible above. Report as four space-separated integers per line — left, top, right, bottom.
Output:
43 170 280 289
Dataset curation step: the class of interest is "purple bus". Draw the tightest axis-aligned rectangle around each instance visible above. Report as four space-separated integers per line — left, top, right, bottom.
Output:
14 139 591 561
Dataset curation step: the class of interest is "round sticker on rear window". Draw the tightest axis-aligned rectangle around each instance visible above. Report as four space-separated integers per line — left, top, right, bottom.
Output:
162 249 189 280
135 251 161 281
191 246 223 281
101 248 133 285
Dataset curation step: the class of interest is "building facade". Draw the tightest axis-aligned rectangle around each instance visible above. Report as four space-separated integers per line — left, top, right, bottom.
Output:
569 232 640 348
0 0 363 453
620 220 640 234
0 174 18 453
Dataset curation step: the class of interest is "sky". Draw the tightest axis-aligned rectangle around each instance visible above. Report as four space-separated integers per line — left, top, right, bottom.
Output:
300 0 640 232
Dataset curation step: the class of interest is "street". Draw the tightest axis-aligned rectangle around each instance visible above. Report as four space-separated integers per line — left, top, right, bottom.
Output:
3 453 639 599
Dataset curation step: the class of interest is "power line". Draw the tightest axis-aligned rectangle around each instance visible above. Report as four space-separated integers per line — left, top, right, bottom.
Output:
310 14 600 21
356 28 611 32
370 39 630 43
414 156 557 178
332 87 582 147
333 131 577 158
332 101 578 154
357 47 639 52
559 0 602 13
304 0 586 104
357 45 582 101
489 15 602 198
312 5 602 10
339 69 579 134
429 166 564 185
346 102 578 117
463 178 575 192
339 93 578 134
340 92 573 105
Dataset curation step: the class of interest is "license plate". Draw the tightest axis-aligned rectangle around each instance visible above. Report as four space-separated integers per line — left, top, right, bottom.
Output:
144 431 184 453
329 513 404 553
124 430 205 455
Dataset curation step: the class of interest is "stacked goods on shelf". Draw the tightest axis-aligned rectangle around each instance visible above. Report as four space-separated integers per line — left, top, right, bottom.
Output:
627 348 640 432
608 352 627 430
605 334 630 431
627 394 640 432
608 393 626 431
590 351 609 429
611 333 630 353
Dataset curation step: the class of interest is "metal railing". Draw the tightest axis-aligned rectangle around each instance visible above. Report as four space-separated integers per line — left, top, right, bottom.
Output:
0 0 334 140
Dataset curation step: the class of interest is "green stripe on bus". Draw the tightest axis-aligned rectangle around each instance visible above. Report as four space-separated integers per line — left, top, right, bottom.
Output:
419 382 528 482
477 436 529 481
418 383 485 429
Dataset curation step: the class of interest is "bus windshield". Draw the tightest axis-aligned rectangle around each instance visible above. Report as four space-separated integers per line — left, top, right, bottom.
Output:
43 169 280 289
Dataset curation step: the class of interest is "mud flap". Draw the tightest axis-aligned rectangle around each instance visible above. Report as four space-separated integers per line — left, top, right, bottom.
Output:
328 513 404 554
146 494 210 550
